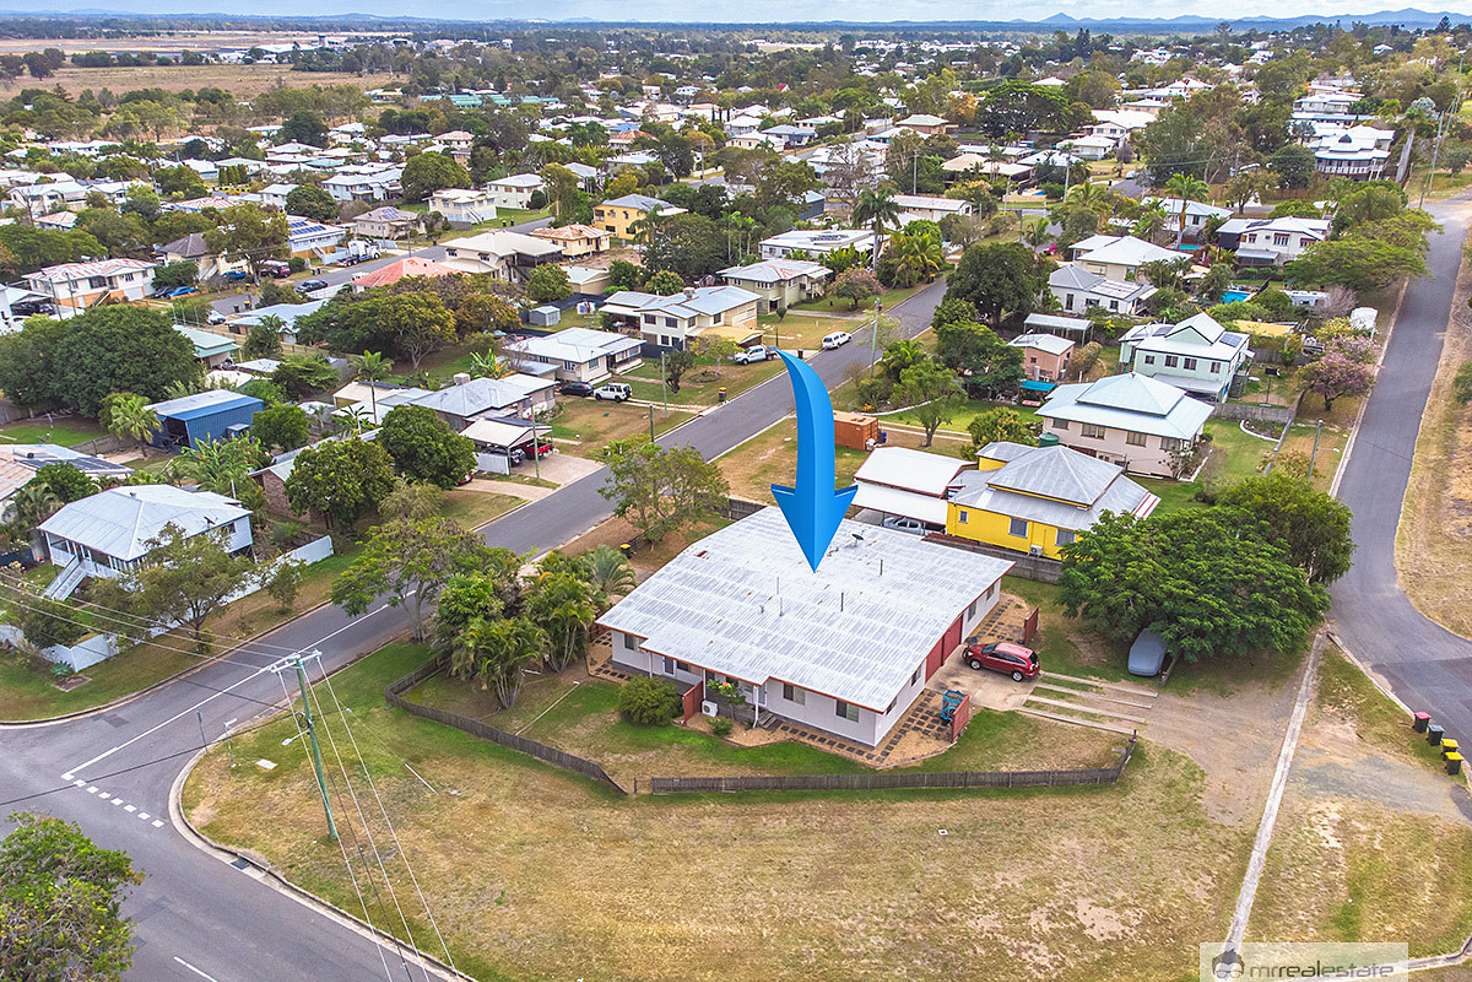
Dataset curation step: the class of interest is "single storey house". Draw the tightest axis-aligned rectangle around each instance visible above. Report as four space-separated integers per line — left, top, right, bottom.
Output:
718 259 832 314
893 193 972 225
410 373 557 428
156 232 247 282
945 442 1159 559
1036 373 1213 478
758 228 875 260
851 446 973 530
1069 235 1182 284
599 507 1013 748
175 325 239 369
503 327 643 383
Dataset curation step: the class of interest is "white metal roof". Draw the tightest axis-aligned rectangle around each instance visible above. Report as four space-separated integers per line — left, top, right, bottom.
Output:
411 373 554 418
853 446 971 496
459 417 547 447
1010 333 1074 356
1039 373 1212 440
596 508 1013 711
39 485 248 561
851 482 949 525
504 327 642 366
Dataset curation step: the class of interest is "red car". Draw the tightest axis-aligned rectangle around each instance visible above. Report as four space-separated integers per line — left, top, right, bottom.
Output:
963 639 1040 682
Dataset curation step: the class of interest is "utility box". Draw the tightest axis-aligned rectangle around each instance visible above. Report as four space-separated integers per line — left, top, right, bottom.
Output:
834 411 878 451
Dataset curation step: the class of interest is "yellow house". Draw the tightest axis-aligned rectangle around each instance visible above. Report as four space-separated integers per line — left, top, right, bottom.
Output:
944 440 1159 559
592 193 685 241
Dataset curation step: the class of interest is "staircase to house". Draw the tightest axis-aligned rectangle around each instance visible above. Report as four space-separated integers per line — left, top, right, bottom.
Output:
1019 671 1158 736
43 558 86 601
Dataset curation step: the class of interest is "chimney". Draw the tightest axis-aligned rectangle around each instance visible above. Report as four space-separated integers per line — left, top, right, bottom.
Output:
452 372 471 386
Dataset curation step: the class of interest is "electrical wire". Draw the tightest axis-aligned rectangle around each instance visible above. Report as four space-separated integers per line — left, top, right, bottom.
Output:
299 660 428 982
318 660 457 975
275 667 397 982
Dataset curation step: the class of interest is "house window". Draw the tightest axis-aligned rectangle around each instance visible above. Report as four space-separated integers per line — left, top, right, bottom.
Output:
643 313 656 324
1210 361 1221 373
663 656 677 675
1109 301 1119 311
1273 233 1290 246
622 633 637 651
911 668 920 686
713 312 723 324
1161 437 1187 452
665 317 677 327
782 683 805 705
1008 517 1028 537
835 700 860 722
958 510 968 524
1164 355 1179 368
1183 357 1198 371
1080 422 1107 440
1052 419 1069 431
1064 292 1075 310
1056 529 1076 546
1143 355 1155 365
1126 431 1148 447
967 599 978 618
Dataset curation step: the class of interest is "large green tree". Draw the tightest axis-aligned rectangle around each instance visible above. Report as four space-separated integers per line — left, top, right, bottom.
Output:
894 356 964 446
284 437 396 528
1059 509 1329 662
400 151 471 203
378 404 476 489
599 443 729 543
204 204 289 281
944 242 1050 328
284 184 339 222
1215 472 1354 584
0 813 142 981
250 403 310 453
332 516 494 640
45 306 199 415
935 320 1025 399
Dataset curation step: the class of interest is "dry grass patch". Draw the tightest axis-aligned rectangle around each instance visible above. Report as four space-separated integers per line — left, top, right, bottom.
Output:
40 63 398 98
1397 255 1472 636
547 399 693 455
185 642 1251 982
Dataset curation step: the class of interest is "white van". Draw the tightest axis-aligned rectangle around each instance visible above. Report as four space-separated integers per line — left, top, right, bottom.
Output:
822 331 852 349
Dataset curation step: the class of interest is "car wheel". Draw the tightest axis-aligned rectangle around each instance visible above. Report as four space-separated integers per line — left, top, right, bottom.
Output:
1011 670 1024 682
967 658 982 670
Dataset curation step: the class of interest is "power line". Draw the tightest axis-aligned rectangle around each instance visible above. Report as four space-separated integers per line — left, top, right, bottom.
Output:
298 656 428 982
318 662 457 975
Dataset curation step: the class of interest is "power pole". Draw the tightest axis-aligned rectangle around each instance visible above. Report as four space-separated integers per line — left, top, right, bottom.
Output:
647 403 655 442
1307 418 1323 480
868 298 883 370
292 656 337 842
660 350 669 414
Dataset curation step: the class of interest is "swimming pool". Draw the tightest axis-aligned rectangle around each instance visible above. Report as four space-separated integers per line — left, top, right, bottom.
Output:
1221 289 1252 303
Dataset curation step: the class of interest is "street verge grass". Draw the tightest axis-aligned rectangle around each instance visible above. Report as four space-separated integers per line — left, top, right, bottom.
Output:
1246 645 1472 958
185 640 1252 982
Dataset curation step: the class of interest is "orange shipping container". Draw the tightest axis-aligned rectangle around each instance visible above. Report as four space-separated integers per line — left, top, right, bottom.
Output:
833 411 878 451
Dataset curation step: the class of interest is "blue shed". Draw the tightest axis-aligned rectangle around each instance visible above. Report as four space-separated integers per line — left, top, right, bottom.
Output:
145 389 264 451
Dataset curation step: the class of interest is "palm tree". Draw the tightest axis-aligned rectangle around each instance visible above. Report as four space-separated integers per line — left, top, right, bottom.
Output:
170 436 265 500
460 616 546 708
102 392 159 458
1131 201 1169 243
1021 216 1052 251
356 351 393 424
586 545 635 604
1163 172 1211 245
886 228 944 286
852 187 901 270
11 482 60 531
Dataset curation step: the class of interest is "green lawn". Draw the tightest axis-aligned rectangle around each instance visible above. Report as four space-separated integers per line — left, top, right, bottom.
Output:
792 282 927 316
881 399 1038 435
1000 576 1136 683
0 416 104 448
438 489 523 530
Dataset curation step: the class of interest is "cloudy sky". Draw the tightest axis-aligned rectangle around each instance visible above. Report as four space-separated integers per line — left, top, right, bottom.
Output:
5 0 1472 19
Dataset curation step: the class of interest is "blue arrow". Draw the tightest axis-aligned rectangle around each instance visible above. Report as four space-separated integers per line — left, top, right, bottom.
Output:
771 350 858 573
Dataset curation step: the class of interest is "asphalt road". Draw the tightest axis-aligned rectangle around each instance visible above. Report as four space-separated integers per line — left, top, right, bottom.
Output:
207 215 555 316
1330 203 1472 736
0 276 949 981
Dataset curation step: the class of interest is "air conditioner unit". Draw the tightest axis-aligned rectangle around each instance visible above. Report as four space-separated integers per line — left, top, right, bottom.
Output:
1028 545 1044 557
701 700 719 718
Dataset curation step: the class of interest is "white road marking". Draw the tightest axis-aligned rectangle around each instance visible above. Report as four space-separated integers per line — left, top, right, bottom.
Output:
62 772 74 781
152 819 164 828
172 955 220 981
96 792 110 800
86 786 97 794
62 601 395 779
124 804 136 813
72 779 84 787
110 798 123 806
138 812 150 820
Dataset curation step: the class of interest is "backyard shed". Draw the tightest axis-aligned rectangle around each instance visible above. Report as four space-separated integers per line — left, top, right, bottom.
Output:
833 411 879 451
145 389 264 451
